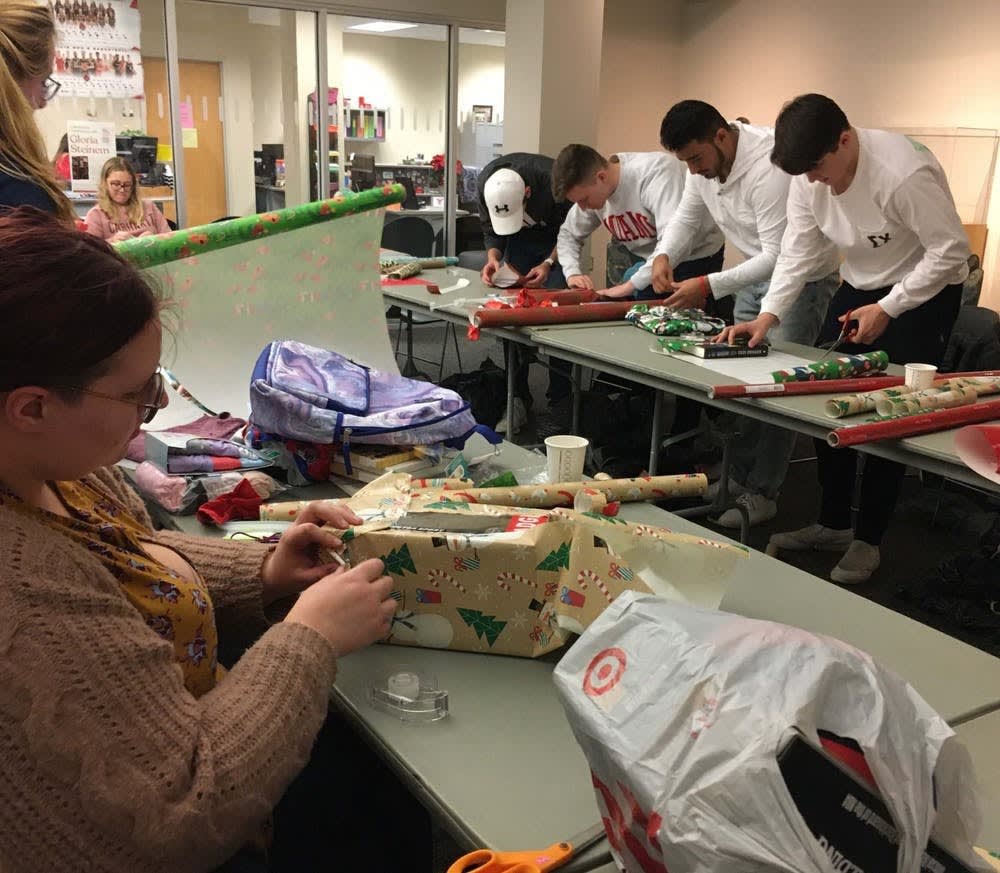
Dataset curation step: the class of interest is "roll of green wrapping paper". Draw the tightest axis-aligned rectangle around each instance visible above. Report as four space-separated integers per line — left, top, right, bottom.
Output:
115 185 406 270
824 385 916 418
874 386 979 417
772 350 888 383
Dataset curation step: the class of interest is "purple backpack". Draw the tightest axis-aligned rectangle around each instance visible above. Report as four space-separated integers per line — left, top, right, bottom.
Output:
249 340 499 457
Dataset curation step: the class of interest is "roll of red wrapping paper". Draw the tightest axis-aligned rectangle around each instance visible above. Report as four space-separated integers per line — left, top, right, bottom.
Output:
709 369 1000 400
828 397 1000 447
516 288 601 305
473 299 636 328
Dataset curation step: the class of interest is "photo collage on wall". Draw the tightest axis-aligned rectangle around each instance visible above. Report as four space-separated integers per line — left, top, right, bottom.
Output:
50 0 143 98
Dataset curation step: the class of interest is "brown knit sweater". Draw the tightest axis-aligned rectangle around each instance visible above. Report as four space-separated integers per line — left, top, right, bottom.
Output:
0 467 337 872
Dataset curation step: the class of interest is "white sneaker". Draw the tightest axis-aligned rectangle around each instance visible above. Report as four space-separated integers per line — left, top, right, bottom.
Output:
767 524 853 552
704 477 748 503
716 492 777 529
495 398 527 435
830 540 881 585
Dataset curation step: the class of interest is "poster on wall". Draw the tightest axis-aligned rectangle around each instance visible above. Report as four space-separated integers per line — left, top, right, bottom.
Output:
50 0 143 98
68 119 116 192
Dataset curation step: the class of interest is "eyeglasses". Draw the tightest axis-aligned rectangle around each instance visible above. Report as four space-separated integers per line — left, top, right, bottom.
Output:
107 181 134 190
42 76 61 102
56 370 168 424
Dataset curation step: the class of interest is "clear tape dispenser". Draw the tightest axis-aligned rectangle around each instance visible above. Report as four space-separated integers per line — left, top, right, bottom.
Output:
368 668 449 723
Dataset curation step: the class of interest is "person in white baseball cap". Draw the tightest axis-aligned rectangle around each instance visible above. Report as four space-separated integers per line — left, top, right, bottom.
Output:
475 152 573 433
483 167 525 236
476 152 570 290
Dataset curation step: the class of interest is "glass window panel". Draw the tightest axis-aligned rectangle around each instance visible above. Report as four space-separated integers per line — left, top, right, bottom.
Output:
43 0 176 230
335 16 448 255
173 1 317 225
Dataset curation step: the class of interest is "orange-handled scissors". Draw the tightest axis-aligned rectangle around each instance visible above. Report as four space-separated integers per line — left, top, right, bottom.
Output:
447 823 606 873
819 308 859 360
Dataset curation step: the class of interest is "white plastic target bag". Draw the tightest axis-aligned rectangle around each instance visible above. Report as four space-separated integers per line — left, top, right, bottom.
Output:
553 592 987 873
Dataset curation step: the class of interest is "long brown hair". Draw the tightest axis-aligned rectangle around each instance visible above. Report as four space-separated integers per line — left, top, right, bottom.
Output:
97 156 142 225
0 1 75 223
0 207 161 393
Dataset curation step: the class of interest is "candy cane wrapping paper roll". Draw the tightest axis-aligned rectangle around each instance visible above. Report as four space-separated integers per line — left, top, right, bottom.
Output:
824 385 916 418
772 350 888 383
413 474 707 509
573 488 608 513
874 386 979 417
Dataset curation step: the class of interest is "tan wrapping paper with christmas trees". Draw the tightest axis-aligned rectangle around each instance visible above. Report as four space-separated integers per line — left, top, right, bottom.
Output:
324 473 745 657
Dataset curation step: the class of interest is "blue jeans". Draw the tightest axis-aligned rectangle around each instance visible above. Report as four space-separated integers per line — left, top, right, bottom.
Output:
728 272 839 498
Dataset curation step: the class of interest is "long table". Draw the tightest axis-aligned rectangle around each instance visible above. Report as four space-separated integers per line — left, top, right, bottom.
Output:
955 710 1000 849
329 485 1000 869
156 435 1000 870
379 269 999 495
532 324 1000 493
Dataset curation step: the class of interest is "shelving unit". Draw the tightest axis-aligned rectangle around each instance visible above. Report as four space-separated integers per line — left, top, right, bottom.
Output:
344 107 387 142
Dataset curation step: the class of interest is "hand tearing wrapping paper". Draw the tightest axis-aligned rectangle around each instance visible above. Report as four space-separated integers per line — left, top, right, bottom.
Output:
772 350 888 383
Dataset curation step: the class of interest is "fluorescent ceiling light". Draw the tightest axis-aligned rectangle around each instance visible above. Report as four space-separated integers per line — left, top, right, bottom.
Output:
348 21 419 33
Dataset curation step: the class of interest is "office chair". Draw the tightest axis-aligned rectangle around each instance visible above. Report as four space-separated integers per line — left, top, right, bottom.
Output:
381 215 435 257
380 216 460 380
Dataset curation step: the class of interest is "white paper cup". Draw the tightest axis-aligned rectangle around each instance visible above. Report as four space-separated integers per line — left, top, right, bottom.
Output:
545 435 589 483
905 363 937 390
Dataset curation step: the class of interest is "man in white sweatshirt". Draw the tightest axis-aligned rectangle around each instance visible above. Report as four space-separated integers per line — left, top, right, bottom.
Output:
718 93 970 583
551 145 724 300
655 100 840 528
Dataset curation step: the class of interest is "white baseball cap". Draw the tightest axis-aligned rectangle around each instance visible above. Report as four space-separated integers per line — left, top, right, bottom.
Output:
484 168 525 236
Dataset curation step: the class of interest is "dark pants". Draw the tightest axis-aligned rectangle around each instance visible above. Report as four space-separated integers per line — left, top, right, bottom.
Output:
503 235 572 408
215 710 433 872
813 280 962 545
654 248 732 437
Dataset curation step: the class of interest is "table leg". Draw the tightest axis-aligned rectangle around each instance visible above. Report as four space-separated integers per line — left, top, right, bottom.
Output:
571 364 582 435
505 339 517 444
401 309 419 378
648 390 663 476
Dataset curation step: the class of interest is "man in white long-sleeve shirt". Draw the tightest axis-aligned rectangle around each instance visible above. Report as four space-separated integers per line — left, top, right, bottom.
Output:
719 93 969 584
551 145 724 299
654 100 840 528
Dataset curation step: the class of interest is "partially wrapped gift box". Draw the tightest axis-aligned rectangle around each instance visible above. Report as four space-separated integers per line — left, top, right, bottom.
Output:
336 477 747 657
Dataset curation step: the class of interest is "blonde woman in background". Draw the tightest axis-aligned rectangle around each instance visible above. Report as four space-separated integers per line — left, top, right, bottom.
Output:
85 156 170 241
0 0 75 221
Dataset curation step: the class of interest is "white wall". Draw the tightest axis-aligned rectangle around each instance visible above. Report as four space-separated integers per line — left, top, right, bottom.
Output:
341 33 504 166
673 0 1000 309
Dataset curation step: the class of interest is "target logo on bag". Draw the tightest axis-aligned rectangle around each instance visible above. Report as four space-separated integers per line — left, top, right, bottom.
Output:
583 647 627 697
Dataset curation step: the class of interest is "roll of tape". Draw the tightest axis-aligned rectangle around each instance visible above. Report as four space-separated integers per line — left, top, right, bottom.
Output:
387 671 421 701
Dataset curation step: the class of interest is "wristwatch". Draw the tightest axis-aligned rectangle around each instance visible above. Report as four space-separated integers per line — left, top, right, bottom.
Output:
543 257 556 267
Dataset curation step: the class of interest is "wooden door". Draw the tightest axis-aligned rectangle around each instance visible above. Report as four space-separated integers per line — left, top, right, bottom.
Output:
144 58 226 227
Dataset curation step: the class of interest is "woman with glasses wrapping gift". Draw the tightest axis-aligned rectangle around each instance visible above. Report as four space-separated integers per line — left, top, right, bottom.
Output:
0 209 413 871
86 156 171 241
0 0 75 221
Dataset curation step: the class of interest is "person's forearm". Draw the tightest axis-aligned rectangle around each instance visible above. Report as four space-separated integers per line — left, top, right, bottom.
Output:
487 247 503 263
